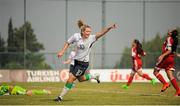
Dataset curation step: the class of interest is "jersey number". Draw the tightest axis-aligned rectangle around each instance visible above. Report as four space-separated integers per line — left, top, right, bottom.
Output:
79 44 85 50
76 69 83 76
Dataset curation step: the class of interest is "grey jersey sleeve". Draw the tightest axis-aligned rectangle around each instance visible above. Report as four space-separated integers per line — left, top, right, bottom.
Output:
90 34 97 47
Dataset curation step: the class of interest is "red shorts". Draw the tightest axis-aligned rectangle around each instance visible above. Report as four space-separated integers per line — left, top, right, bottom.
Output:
132 59 142 72
155 56 175 71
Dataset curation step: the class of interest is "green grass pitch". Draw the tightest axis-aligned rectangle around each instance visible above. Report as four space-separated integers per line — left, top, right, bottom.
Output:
0 82 180 105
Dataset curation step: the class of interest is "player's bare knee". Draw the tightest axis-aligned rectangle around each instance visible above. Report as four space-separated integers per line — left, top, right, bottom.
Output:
78 76 85 82
137 73 143 77
130 72 135 76
166 70 175 80
153 70 159 76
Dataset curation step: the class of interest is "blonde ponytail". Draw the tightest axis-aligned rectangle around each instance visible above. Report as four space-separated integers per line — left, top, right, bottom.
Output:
77 19 91 33
77 19 85 29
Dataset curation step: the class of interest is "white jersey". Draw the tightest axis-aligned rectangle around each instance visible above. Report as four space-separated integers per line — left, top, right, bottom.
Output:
68 51 76 65
67 33 96 62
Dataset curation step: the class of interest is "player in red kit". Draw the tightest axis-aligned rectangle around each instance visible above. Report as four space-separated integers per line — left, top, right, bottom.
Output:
122 39 156 89
153 29 180 96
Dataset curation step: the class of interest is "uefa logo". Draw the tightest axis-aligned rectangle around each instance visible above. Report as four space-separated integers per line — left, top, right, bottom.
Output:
60 69 69 82
0 74 2 78
176 71 180 81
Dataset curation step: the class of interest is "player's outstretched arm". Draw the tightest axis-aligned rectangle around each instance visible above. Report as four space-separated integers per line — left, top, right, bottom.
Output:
95 24 116 40
157 50 171 65
57 42 69 58
63 59 71 64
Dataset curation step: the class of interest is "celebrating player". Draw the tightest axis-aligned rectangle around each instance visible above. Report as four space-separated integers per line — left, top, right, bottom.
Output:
54 20 116 102
153 29 180 96
122 39 156 89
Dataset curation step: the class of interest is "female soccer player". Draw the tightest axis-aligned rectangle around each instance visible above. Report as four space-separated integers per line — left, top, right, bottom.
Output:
54 20 116 102
153 29 180 96
0 85 51 96
122 39 156 89
65 48 100 84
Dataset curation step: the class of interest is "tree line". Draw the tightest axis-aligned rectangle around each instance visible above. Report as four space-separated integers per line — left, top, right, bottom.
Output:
0 18 51 69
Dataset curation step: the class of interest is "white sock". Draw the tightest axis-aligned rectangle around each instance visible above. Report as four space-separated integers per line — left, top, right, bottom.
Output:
59 87 69 98
91 73 99 79
91 74 95 79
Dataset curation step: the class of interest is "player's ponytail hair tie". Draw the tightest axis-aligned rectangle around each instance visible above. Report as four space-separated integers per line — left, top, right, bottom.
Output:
77 19 91 33
134 39 144 56
171 29 178 38
78 19 85 29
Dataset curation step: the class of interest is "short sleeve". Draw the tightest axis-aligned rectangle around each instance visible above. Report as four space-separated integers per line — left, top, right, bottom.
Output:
167 37 173 51
91 34 96 42
67 34 76 44
132 48 136 57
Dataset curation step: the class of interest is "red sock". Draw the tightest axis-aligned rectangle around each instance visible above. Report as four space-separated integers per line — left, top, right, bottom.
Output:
171 78 180 91
156 73 167 84
142 74 152 80
127 76 134 86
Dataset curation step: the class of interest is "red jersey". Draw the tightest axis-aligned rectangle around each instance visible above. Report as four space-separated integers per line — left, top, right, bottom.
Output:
162 36 174 57
155 36 175 71
131 47 145 71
